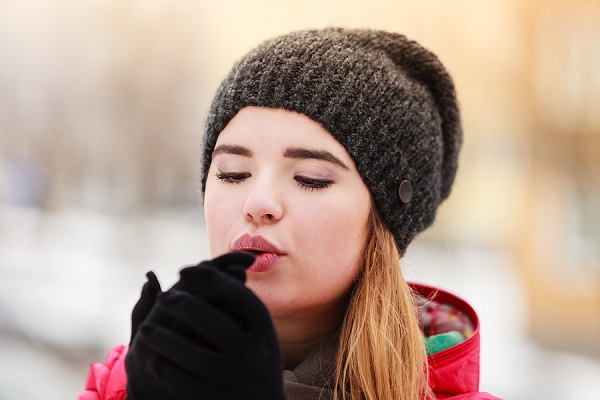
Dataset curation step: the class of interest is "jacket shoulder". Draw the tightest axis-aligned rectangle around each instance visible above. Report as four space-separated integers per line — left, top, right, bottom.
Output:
78 344 128 400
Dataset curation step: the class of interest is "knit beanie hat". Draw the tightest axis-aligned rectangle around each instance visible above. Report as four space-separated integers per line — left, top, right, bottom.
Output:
201 27 462 253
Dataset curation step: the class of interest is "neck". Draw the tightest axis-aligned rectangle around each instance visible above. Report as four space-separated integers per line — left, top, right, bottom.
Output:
273 299 347 370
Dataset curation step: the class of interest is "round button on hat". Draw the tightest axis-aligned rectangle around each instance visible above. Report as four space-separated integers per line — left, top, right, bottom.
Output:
398 180 413 203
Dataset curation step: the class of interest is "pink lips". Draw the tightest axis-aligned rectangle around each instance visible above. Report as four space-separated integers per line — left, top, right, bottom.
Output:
231 233 285 272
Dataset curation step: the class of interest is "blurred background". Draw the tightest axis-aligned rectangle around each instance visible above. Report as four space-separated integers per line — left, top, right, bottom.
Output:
1 0 599 399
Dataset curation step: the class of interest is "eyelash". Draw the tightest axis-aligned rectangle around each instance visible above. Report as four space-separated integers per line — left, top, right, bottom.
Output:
215 172 249 184
215 172 333 191
295 177 333 191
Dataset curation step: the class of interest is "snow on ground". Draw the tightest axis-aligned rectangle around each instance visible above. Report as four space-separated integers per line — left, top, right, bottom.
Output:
0 205 599 400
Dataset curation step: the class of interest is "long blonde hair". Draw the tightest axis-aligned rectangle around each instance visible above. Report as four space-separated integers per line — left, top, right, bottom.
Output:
333 207 430 399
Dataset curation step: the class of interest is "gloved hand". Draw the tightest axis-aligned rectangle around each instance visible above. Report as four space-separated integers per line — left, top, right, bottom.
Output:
130 271 162 344
125 252 285 400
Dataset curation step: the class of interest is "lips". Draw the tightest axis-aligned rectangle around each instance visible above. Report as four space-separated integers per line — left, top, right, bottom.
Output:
231 233 285 272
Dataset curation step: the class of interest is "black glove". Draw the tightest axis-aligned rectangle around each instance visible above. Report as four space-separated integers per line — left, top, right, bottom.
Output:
130 271 162 344
125 252 285 400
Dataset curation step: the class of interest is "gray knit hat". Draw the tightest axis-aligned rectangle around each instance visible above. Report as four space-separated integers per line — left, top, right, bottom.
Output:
201 28 462 253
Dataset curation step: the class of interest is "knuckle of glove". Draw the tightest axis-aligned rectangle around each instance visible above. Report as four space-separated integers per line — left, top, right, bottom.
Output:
176 264 215 293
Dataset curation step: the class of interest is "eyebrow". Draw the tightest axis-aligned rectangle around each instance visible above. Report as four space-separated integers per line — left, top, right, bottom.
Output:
283 147 350 171
212 144 350 171
212 144 253 159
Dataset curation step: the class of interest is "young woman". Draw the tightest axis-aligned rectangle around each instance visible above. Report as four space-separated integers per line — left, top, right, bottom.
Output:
79 28 500 400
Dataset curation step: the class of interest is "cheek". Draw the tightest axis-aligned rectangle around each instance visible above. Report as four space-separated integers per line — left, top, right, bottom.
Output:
295 197 370 281
204 184 239 256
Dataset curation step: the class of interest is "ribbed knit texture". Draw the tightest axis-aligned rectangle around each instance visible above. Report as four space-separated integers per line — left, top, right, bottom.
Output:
201 28 462 253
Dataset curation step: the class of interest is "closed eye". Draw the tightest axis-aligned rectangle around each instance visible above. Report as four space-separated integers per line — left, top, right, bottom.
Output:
295 176 334 191
215 171 250 184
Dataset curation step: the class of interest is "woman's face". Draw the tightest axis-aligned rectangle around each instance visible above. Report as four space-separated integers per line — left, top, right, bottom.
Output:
204 106 371 320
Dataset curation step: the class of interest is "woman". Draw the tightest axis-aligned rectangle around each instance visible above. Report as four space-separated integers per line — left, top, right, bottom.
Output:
80 28 500 399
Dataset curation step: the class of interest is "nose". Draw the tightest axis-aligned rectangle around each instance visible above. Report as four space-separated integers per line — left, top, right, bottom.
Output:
242 178 283 224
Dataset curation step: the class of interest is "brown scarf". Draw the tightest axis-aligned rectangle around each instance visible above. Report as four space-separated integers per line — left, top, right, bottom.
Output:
282 332 338 400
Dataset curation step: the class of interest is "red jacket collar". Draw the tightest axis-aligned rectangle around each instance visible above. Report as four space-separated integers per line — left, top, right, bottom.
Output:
410 283 482 397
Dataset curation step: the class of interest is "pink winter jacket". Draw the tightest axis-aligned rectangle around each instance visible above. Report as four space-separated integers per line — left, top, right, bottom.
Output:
80 343 128 400
78 284 500 400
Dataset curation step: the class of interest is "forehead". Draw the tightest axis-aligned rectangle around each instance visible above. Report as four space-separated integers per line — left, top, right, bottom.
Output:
216 107 349 155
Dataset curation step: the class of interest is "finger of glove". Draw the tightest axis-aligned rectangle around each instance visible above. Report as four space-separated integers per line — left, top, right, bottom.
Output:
137 323 226 381
210 251 255 274
178 251 255 290
175 261 245 298
156 288 243 351
148 356 245 400
127 348 204 400
130 271 162 343
178 264 273 331
147 357 213 400
211 251 256 283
